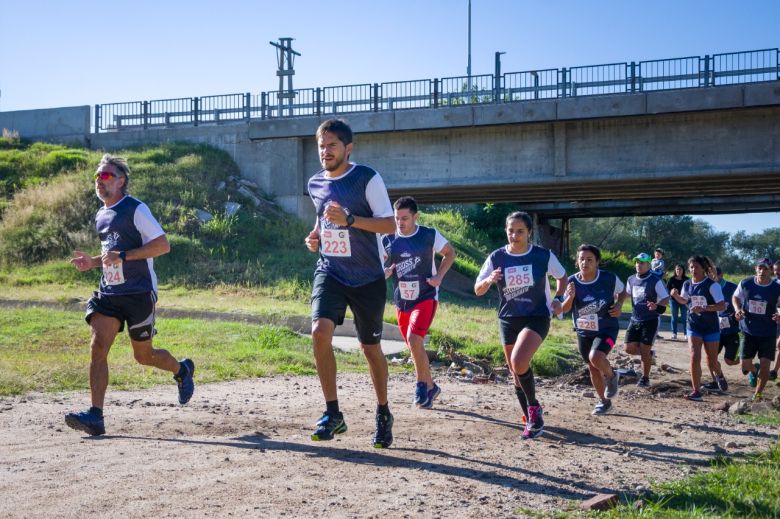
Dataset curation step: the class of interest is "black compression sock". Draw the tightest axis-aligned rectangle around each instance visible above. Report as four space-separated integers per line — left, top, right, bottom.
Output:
89 406 103 417
326 400 340 415
514 385 529 417
518 368 539 407
376 403 391 416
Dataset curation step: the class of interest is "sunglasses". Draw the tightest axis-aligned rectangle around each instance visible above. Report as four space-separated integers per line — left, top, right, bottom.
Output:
94 171 117 180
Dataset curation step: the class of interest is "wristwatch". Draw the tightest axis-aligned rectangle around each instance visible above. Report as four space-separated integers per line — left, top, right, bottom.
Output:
119 250 127 261
345 214 355 227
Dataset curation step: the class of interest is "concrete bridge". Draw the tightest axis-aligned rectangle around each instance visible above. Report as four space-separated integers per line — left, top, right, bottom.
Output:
3 82 780 230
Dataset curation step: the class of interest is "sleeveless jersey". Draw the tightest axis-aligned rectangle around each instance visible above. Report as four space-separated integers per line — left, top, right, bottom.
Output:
568 270 623 337
717 280 739 335
95 196 164 296
307 163 392 287
477 245 565 318
626 272 667 322
734 277 780 337
682 277 723 334
383 226 447 312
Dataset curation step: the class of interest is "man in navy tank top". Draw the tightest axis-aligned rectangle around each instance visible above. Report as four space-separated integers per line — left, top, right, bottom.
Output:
733 257 780 401
65 154 195 437
383 196 456 409
305 119 397 448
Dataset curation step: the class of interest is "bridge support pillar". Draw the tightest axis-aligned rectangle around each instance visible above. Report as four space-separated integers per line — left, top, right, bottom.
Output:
533 215 569 260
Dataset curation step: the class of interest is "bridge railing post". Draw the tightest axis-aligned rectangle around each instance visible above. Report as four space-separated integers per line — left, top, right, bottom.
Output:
560 67 568 98
94 104 100 133
244 93 251 121
193 97 199 126
315 87 322 116
372 83 380 112
261 92 267 120
630 61 637 92
142 101 149 129
432 79 439 108
702 55 711 87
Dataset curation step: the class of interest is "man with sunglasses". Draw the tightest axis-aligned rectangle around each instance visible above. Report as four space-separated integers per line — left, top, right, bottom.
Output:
65 154 194 436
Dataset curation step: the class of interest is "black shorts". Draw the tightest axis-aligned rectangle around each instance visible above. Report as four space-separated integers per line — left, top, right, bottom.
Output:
577 333 617 363
740 334 776 361
624 319 658 346
311 272 386 345
719 333 740 362
498 316 550 345
85 291 157 342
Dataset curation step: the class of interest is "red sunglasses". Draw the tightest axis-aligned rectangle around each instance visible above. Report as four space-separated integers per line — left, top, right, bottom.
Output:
94 171 117 180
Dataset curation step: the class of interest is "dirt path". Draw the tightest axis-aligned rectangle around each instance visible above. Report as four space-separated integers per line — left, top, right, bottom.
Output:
1 337 778 518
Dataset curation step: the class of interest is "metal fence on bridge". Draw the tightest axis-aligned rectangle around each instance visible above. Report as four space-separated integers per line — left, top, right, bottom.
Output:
94 48 780 132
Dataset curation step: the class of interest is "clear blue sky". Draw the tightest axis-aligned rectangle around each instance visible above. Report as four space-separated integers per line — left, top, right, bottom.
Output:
1 0 778 234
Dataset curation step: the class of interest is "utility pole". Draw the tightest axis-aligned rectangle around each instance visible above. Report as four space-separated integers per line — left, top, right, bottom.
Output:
269 37 301 117
467 0 472 102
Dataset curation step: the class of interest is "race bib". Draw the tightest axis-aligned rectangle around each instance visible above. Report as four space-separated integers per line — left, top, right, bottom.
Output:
748 299 767 315
576 313 599 332
321 229 351 257
505 265 534 289
399 281 420 301
103 262 125 286
632 285 646 302
690 295 707 308
719 316 731 330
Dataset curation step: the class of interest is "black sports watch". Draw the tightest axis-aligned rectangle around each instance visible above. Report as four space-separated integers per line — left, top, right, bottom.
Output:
119 250 127 261
345 214 355 227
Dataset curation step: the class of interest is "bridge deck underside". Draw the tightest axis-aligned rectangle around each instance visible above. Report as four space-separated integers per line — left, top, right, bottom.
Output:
390 171 780 217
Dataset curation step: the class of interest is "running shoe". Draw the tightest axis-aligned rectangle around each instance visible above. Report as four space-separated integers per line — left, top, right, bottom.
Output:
311 412 347 441
521 405 544 440
717 376 728 392
637 376 650 388
701 381 722 394
752 392 763 402
685 390 703 402
420 383 441 410
605 371 620 398
748 370 757 388
64 409 105 436
592 399 612 415
373 412 394 448
414 381 429 407
174 358 195 405
671 334 678 341
770 369 778 381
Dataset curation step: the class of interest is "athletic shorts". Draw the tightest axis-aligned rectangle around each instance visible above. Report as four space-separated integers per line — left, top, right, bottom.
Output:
624 319 658 346
498 316 550 345
396 299 438 341
687 328 720 343
577 334 617 363
718 333 740 362
740 334 777 361
85 291 157 342
311 272 386 345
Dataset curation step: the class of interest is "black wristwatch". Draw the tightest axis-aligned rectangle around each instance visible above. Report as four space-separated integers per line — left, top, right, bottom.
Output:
119 250 127 261
345 214 355 227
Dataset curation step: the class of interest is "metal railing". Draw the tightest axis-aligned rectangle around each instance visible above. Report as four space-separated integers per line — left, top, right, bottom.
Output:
95 47 780 132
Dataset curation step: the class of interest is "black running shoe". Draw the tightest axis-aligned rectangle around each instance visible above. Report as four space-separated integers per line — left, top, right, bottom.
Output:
311 412 347 441
701 381 722 394
373 412 394 448
174 359 195 405
64 409 105 436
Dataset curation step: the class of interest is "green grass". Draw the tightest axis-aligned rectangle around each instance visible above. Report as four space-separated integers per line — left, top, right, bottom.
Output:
0 307 371 396
600 439 780 518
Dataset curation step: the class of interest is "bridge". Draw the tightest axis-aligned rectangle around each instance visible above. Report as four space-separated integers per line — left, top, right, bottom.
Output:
2 47 779 233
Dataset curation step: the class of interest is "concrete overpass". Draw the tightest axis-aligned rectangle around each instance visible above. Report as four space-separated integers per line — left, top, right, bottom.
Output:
2 82 779 224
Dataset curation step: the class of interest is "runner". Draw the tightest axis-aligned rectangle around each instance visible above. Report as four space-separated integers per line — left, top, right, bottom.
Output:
474 211 566 439
305 118 397 448
669 255 727 401
732 258 780 401
383 196 456 408
651 248 666 339
666 264 689 341
624 252 669 388
65 154 194 436
701 267 740 394
560 244 627 415
771 259 780 381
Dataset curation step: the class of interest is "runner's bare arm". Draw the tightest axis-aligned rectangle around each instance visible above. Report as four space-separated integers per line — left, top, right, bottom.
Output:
609 289 628 317
70 250 101 271
560 281 576 313
475 268 502 296
323 201 395 234
427 243 456 287
305 218 320 252
102 235 170 267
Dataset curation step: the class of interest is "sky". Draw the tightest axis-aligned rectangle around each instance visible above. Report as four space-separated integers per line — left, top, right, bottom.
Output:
1 0 778 234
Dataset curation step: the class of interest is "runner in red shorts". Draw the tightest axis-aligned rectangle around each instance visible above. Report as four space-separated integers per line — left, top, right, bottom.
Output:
383 196 456 408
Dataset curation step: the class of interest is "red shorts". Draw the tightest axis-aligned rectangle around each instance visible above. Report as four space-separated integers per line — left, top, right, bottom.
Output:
396 299 438 340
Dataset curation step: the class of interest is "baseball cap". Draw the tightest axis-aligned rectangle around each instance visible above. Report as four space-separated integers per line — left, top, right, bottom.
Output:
755 257 772 268
633 252 652 263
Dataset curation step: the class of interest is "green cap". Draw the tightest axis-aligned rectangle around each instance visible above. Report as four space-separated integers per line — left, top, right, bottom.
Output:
633 252 652 263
